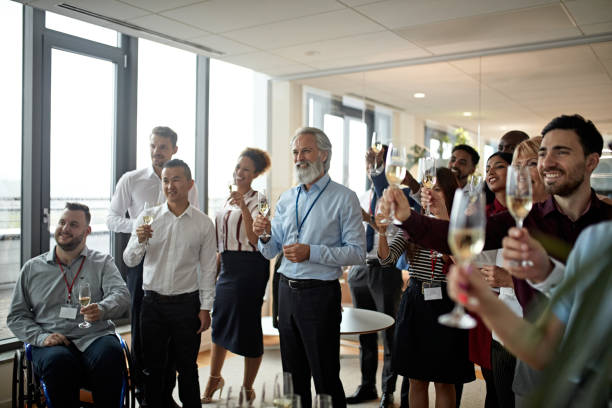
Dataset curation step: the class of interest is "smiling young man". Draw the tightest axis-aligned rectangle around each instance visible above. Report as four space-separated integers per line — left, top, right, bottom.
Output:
449 145 480 188
8 203 130 408
253 127 365 408
123 159 216 408
106 126 199 406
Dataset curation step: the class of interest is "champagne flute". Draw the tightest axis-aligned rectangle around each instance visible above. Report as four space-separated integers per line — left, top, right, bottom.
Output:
258 190 271 239
228 180 239 209
506 165 533 267
418 157 437 216
369 132 384 176
314 394 332 408
272 372 293 407
383 144 407 223
141 201 154 247
438 189 486 329
78 282 92 329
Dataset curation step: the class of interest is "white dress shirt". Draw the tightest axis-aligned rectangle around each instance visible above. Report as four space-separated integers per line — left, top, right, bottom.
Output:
107 165 200 234
123 203 216 310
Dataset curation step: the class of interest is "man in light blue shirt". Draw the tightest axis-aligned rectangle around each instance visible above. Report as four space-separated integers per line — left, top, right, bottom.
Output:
254 127 365 408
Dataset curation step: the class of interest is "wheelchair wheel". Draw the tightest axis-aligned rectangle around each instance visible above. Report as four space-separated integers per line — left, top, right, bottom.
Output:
11 349 24 408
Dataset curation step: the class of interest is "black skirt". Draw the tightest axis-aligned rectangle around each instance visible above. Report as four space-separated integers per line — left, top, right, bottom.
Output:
392 278 475 384
211 251 270 357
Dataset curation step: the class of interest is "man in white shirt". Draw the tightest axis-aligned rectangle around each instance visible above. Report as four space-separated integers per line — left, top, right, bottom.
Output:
123 159 216 408
106 126 198 404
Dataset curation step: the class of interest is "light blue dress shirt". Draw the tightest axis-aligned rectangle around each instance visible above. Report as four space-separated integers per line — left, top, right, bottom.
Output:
259 174 365 280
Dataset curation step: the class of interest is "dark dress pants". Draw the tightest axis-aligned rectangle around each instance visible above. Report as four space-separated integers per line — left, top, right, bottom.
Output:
127 260 176 404
31 334 125 408
141 291 202 408
278 276 345 408
348 263 402 393
491 340 516 408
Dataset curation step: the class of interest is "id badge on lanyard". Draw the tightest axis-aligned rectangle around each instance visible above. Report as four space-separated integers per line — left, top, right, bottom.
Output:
57 256 86 320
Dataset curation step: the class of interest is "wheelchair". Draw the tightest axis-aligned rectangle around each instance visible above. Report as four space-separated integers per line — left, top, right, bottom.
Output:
12 333 135 408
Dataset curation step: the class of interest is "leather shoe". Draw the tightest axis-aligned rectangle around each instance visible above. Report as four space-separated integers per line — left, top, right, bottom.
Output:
346 385 378 404
379 392 394 408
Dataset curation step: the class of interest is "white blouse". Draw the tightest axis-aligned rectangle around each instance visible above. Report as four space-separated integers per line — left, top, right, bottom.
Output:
215 189 260 253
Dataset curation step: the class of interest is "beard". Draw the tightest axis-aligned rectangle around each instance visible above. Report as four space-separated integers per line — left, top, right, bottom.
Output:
295 158 325 185
55 230 86 252
542 164 585 197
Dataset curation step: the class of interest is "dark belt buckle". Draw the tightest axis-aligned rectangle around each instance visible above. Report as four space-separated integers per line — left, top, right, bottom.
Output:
288 279 300 289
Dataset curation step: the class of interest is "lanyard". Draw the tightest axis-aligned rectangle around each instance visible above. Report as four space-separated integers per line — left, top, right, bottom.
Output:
295 178 331 237
429 250 438 281
57 255 86 302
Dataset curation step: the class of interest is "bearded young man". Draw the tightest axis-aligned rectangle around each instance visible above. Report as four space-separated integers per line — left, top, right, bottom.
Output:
253 127 365 408
7 203 130 408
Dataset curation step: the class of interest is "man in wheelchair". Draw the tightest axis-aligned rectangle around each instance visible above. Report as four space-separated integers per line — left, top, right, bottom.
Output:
7 202 131 407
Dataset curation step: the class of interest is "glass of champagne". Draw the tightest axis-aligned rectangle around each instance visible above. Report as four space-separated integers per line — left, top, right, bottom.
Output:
228 180 239 209
383 144 407 221
438 189 486 329
369 132 384 176
258 190 271 239
273 372 293 408
314 394 332 408
418 156 437 216
142 201 154 247
506 165 533 266
78 282 92 329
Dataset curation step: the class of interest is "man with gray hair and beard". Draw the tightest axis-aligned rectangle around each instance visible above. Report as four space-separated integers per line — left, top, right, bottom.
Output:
254 127 366 408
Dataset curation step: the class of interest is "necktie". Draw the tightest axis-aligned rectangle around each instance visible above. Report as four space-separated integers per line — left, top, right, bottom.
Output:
366 191 377 252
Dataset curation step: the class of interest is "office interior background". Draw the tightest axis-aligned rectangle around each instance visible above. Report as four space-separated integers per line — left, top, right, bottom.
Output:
1 0 612 405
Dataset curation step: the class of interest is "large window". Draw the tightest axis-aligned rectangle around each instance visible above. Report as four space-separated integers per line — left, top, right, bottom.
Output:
137 38 197 183
208 59 268 217
0 0 22 342
48 49 116 254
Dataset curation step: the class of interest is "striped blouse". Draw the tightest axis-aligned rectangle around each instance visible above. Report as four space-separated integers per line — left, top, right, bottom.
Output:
379 233 447 282
215 189 260 253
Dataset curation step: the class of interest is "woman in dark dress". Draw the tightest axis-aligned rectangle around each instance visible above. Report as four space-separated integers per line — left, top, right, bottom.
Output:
377 168 475 408
202 148 271 404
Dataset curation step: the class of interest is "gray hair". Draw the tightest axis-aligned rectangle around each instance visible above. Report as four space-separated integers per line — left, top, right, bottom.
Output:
290 127 332 172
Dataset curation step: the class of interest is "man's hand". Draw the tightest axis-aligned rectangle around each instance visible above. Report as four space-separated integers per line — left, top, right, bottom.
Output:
479 265 513 288
447 264 495 313
502 227 553 283
43 333 70 347
253 214 271 239
283 243 310 263
381 187 411 221
136 224 153 244
197 310 211 334
80 303 102 322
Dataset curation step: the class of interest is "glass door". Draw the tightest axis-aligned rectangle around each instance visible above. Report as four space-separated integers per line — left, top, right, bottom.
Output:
48 49 116 254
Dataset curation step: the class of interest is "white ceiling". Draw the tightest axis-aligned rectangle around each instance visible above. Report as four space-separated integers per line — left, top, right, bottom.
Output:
16 0 612 140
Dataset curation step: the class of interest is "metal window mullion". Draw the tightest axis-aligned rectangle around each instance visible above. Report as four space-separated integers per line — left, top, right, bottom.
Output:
195 55 210 212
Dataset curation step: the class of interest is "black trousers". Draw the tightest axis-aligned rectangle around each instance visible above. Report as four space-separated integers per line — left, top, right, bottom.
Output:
348 263 402 393
126 260 176 404
141 291 202 408
278 275 346 408
491 340 516 408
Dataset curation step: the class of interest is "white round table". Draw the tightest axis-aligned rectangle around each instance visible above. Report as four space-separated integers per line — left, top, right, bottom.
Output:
262 307 395 336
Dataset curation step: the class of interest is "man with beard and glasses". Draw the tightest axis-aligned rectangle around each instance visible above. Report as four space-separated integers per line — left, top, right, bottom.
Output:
107 126 198 406
7 203 130 408
379 114 612 406
253 127 365 408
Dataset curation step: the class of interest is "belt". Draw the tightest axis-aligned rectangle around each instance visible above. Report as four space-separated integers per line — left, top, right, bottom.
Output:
143 290 198 303
366 258 381 266
279 274 337 290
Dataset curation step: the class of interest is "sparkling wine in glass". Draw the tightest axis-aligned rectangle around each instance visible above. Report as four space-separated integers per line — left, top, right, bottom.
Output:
369 132 384 176
273 372 293 408
383 144 407 226
258 190 271 239
418 157 437 216
78 282 92 329
438 189 486 329
506 165 533 266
